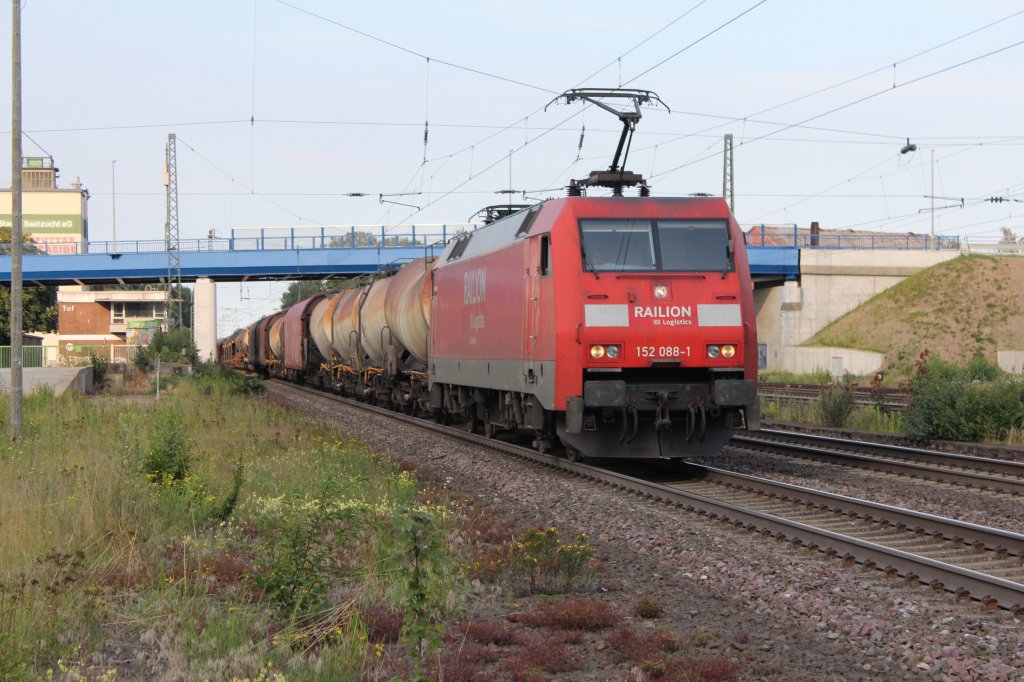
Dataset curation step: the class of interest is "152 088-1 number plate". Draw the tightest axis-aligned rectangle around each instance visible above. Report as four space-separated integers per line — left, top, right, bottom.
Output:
636 346 691 359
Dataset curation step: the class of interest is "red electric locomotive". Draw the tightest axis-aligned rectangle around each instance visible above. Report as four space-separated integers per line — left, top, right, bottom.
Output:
429 195 758 459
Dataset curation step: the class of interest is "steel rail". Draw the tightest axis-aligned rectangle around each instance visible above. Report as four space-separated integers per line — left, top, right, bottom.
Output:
686 465 1024 558
267 380 1024 611
732 430 1024 496
758 383 909 409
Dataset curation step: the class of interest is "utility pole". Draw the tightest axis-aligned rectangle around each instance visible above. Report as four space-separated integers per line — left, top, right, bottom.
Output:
930 149 935 243
10 0 23 441
163 133 183 330
723 133 735 214
111 159 116 249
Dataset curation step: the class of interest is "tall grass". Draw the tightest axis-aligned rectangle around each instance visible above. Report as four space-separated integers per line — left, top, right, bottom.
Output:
760 396 903 434
0 374 455 680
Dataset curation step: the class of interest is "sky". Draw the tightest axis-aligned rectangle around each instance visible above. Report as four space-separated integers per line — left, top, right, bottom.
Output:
2 1 1023 335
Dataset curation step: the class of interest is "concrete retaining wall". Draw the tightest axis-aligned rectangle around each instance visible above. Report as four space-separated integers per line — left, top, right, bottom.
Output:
997 351 1024 374
776 347 885 377
0 366 93 396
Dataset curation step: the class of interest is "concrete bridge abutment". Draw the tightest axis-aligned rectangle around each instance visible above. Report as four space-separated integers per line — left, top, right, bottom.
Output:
755 249 961 375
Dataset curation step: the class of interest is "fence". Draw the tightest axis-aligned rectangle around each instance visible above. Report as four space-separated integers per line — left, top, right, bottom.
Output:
0 344 141 369
744 225 962 250
16 224 477 256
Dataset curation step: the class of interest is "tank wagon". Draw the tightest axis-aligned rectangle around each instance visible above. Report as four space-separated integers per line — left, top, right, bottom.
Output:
219 88 759 459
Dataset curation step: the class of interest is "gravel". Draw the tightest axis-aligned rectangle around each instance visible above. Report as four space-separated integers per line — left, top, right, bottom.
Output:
702 447 1024 535
269 383 1024 681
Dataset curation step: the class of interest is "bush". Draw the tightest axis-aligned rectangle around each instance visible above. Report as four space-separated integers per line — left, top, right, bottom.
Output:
902 352 1024 442
89 353 109 387
147 328 198 365
815 378 855 427
142 406 191 482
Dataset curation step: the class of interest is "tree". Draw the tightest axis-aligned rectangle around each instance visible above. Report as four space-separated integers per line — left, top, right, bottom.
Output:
1000 227 1021 244
0 228 58 344
280 280 332 310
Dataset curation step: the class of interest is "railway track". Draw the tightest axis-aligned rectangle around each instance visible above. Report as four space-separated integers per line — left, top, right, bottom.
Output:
758 382 909 409
730 429 1024 497
268 379 1024 612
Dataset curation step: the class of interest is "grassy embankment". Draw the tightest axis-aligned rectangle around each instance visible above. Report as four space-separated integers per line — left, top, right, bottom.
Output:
0 368 739 681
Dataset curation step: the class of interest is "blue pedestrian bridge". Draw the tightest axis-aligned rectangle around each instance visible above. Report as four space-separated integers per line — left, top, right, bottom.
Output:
0 223 958 286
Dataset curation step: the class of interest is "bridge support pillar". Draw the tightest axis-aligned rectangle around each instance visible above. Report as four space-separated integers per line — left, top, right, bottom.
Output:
194 277 217 361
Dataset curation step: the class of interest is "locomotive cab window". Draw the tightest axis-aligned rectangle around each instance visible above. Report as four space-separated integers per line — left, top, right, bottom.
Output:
579 218 732 272
579 220 656 272
658 220 732 272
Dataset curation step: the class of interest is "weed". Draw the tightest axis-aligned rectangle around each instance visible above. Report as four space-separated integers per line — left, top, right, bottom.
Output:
454 619 519 646
142 405 191 482
691 629 719 647
506 527 595 594
251 460 363 620
815 377 855 427
392 509 448 681
518 630 582 673
634 595 664 619
607 626 739 681
508 597 620 630
607 627 685 663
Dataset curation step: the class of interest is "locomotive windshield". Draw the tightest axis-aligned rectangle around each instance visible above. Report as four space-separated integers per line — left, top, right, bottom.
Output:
658 220 732 272
579 218 732 272
579 220 656 271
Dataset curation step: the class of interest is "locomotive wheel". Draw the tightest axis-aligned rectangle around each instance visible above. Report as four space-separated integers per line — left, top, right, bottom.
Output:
463 410 479 434
484 420 496 439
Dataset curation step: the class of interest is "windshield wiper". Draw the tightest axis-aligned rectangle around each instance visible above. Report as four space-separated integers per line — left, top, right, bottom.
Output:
581 244 600 279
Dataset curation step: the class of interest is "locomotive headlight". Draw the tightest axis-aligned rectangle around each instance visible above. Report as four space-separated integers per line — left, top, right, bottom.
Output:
721 345 736 358
590 345 606 359
707 345 721 359
653 284 669 299
606 345 620 359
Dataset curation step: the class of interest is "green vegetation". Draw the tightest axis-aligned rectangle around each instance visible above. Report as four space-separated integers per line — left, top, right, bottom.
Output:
760 351 1024 444
0 371 458 680
815 378 855 427
760 394 903 434
0 228 58 343
902 351 1024 442
135 328 199 367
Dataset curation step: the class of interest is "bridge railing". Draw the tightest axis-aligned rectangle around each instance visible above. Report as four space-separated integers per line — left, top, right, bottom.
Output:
7 224 478 256
744 225 962 250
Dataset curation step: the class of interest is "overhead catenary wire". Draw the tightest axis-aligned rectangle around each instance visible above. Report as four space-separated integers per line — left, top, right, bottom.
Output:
399 1 773 220
635 6 1024 158
650 36 1024 182
175 136 325 226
